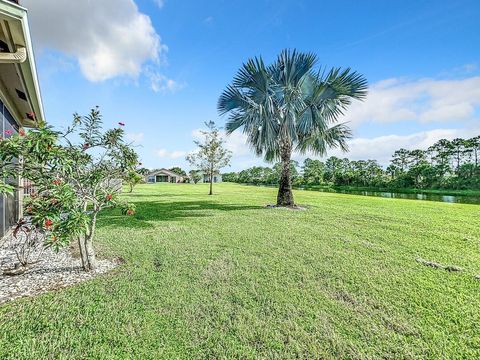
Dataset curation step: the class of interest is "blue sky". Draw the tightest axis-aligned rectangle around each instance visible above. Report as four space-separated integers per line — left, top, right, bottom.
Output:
24 0 480 171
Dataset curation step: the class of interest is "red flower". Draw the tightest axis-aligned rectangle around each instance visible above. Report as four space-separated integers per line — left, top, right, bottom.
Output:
53 179 61 185
19 129 26 137
106 194 113 201
126 209 135 215
118 122 125 127
51 235 58 242
44 219 53 229
83 143 90 149
4 129 13 136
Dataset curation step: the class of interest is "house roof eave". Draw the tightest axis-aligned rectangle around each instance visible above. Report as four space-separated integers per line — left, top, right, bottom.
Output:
147 168 183 178
0 0 45 127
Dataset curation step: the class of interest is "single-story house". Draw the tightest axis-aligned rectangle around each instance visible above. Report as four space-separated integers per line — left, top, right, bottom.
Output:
146 169 185 184
195 171 222 183
0 0 44 240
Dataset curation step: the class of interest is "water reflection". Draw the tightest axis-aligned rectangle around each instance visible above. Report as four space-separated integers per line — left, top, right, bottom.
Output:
300 187 480 205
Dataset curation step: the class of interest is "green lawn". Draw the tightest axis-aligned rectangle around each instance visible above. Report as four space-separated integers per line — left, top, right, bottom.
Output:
1 183 480 358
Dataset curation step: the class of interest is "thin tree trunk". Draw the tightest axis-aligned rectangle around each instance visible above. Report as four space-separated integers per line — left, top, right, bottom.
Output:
78 235 88 270
85 234 96 271
277 144 294 207
79 213 98 271
209 165 213 195
78 202 89 271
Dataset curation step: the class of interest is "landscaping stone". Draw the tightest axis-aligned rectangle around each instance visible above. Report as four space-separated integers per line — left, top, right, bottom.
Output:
0 235 118 305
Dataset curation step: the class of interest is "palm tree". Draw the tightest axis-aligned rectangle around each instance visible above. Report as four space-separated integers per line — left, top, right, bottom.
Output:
218 49 367 206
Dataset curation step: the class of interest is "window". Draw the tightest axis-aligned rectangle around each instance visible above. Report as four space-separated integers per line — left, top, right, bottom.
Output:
148 176 155 183
0 99 19 239
157 175 168 182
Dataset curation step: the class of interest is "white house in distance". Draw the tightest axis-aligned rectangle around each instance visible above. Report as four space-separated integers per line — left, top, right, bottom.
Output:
195 171 222 183
0 0 45 240
145 168 223 184
145 169 185 183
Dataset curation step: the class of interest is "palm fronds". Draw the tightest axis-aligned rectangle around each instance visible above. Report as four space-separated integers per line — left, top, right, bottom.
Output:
218 49 367 161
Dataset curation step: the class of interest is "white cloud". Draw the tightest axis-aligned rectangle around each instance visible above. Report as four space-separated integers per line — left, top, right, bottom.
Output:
126 132 144 144
156 149 187 159
231 126 480 169
203 16 214 24
223 131 251 156
218 126 480 170
291 127 480 166
191 128 251 156
461 63 477 73
344 76 480 126
153 0 164 8
188 127 255 171
419 102 473 122
24 0 174 84
145 68 184 93
186 72 480 170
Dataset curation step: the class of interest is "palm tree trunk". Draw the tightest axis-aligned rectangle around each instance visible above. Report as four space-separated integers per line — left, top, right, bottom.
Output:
277 144 294 206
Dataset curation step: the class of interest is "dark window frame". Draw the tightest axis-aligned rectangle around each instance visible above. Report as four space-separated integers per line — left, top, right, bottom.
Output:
0 98 20 239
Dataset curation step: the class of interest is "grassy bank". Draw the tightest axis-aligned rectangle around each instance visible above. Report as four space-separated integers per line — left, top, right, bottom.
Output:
1 183 480 358
300 184 480 197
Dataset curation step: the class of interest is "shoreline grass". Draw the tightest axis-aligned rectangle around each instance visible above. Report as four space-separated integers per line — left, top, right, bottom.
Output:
240 182 480 197
305 184 480 197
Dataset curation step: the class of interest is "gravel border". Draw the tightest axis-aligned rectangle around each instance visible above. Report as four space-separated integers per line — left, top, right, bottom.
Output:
0 234 118 305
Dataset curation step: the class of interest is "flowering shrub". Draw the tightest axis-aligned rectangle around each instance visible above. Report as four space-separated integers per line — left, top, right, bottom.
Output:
125 171 144 193
0 107 139 271
121 203 136 216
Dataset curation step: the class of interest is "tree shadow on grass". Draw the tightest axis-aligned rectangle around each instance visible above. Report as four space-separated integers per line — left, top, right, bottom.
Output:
120 193 194 198
97 200 264 230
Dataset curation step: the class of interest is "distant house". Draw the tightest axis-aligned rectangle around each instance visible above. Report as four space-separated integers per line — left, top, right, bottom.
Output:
196 171 222 183
146 169 185 183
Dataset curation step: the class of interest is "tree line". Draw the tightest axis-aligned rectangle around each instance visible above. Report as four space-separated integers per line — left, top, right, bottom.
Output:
223 136 480 190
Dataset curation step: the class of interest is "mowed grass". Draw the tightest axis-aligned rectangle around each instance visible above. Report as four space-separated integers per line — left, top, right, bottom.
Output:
1 183 480 359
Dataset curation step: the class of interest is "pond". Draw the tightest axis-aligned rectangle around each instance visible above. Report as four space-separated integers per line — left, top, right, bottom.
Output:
298 187 480 205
